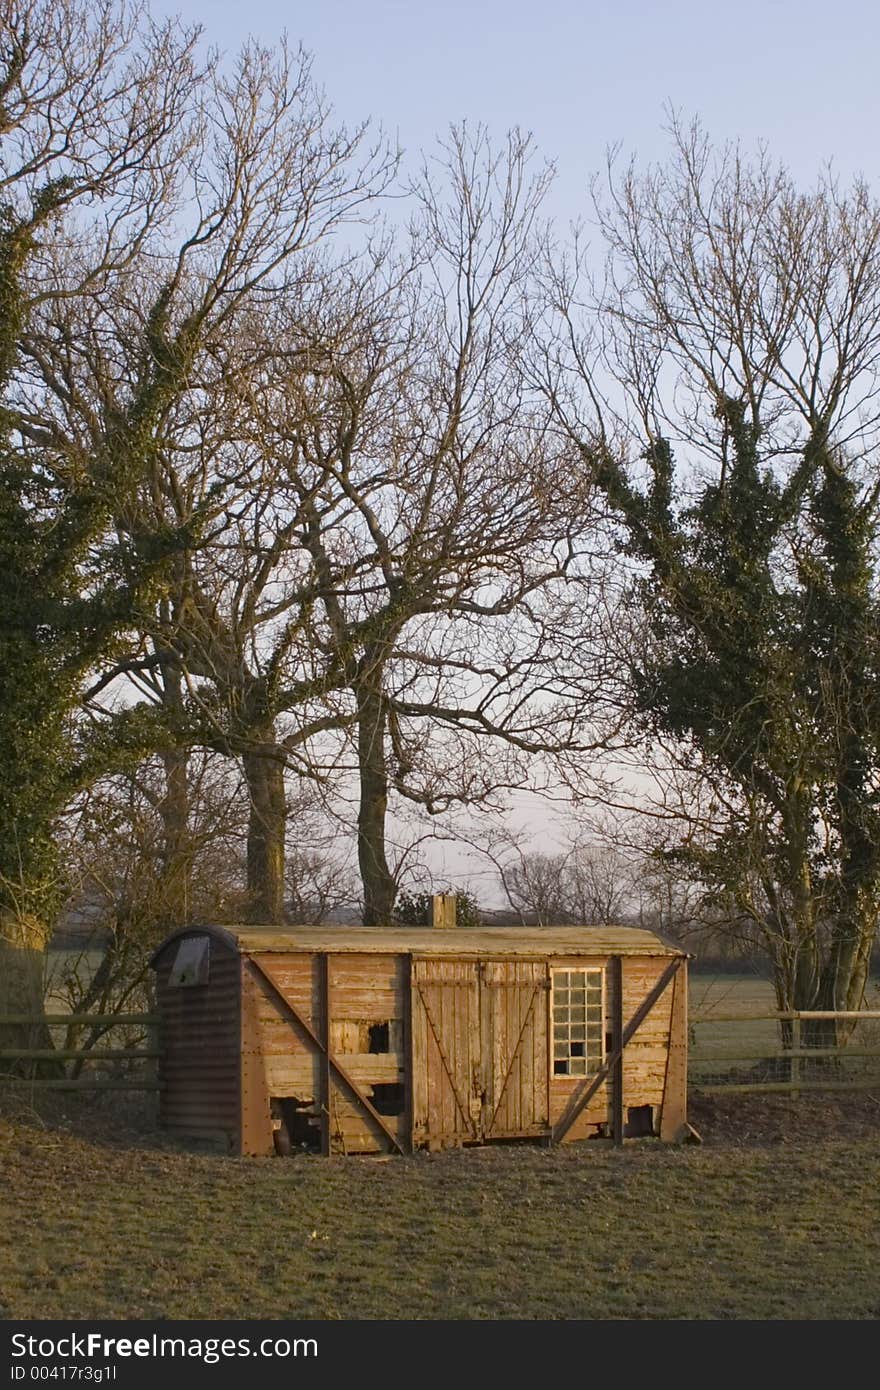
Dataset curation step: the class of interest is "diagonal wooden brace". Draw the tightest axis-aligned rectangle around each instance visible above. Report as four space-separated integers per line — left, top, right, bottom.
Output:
550 956 684 1145
484 981 541 1138
415 982 476 1136
247 957 405 1155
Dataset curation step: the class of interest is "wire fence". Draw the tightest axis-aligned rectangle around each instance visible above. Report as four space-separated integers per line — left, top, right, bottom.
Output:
4 1006 880 1099
689 1009 880 1093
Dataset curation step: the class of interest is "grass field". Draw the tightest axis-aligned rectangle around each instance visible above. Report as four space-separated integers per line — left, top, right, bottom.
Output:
3 965 876 1321
690 973 780 1060
1 1091 879 1321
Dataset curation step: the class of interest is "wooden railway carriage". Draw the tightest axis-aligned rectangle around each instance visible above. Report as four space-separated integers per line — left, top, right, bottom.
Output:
150 923 689 1155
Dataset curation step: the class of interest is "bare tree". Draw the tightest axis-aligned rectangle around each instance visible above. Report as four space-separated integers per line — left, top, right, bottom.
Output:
538 116 880 1037
26 32 396 924
0 0 204 1041
249 127 621 922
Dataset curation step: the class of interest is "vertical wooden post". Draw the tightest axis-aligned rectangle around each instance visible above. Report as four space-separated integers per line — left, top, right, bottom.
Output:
240 963 274 1156
659 959 688 1141
320 953 332 1156
432 894 457 929
402 953 414 1153
610 955 624 1146
542 961 553 1145
790 1015 801 1098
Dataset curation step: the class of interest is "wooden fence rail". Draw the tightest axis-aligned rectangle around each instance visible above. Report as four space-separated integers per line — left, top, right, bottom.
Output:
690 1008 880 1094
0 1011 160 1091
3 1008 879 1099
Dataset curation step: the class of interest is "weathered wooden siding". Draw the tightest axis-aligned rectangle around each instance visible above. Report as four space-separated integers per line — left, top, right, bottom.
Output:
621 954 677 1129
152 926 688 1156
481 960 548 1139
548 957 612 1139
242 952 407 1155
659 960 688 1139
411 958 481 1148
324 953 407 1154
547 955 684 1141
155 934 240 1146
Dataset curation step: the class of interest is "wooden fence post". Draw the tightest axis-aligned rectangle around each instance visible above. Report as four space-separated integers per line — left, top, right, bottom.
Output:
790 1015 801 1098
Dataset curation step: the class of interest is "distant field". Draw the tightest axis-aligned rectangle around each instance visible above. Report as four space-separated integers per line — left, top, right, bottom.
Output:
689 973 780 1059
689 971 880 1087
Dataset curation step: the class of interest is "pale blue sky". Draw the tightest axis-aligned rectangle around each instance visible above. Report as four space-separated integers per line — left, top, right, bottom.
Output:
161 0 880 218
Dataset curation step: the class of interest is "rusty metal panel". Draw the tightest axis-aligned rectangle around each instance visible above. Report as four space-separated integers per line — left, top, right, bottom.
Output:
153 932 240 1148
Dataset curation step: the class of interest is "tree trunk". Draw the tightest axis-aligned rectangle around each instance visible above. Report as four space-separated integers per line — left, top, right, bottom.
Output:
157 658 192 928
0 910 58 1071
243 744 287 924
810 908 877 1048
356 672 396 926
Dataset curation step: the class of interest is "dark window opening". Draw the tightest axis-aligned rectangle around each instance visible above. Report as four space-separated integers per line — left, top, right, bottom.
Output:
271 1096 320 1154
570 1041 585 1058
368 1021 391 1053
169 935 210 987
625 1104 655 1139
553 1059 569 1075
370 1082 405 1116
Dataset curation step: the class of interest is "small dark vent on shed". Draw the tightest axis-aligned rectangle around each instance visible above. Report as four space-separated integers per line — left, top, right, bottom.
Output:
370 1083 405 1116
368 1021 391 1054
271 1096 320 1154
625 1104 655 1138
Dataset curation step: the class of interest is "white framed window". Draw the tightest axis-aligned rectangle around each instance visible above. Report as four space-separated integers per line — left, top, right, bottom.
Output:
552 968 604 1076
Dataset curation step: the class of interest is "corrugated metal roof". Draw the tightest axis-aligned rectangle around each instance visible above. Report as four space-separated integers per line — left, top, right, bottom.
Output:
152 923 684 961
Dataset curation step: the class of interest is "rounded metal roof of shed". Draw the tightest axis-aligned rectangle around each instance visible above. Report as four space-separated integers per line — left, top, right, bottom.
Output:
151 922 685 964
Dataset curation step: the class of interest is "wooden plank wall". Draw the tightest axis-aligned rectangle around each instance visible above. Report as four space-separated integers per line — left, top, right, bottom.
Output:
411 959 481 1148
659 960 688 1139
547 955 677 1141
481 960 548 1139
246 952 408 1154
238 947 683 1154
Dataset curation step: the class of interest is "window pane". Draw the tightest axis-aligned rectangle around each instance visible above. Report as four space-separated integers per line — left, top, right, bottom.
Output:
554 1059 569 1075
